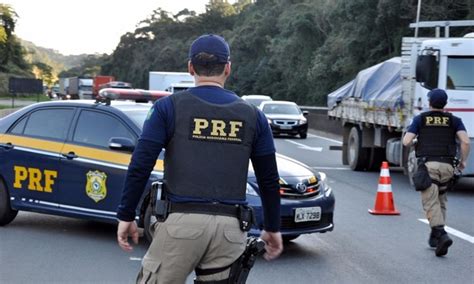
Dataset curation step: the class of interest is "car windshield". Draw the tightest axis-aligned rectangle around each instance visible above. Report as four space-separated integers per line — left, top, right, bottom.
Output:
262 104 301 115
245 98 270 107
121 107 152 129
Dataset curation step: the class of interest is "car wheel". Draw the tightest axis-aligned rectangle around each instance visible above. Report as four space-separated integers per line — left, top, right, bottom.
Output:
299 132 307 139
283 235 300 243
347 126 369 171
143 203 156 243
0 180 18 226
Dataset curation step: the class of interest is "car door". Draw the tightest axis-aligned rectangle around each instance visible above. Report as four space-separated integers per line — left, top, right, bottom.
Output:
57 108 137 220
0 107 75 211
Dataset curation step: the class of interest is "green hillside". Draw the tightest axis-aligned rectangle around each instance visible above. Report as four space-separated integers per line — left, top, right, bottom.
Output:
21 39 88 74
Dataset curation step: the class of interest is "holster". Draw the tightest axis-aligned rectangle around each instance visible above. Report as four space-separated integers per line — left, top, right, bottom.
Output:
150 181 169 222
413 158 432 191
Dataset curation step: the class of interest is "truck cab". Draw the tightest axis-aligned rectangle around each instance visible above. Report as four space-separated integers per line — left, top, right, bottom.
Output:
415 36 474 175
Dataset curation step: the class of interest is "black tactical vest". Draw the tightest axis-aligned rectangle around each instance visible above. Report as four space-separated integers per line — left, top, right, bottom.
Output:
164 91 257 201
416 111 457 158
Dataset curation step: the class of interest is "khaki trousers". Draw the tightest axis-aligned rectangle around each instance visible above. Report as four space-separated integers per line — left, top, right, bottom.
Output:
137 213 246 284
421 161 454 228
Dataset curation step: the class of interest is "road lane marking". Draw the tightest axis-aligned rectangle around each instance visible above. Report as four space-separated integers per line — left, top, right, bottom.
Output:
418 219 474 244
308 133 342 144
312 167 351 170
284 139 323 151
130 257 142 261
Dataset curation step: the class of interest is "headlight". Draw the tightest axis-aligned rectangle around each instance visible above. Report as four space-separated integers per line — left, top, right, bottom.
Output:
246 183 259 196
267 118 272 124
319 172 332 197
299 118 307 125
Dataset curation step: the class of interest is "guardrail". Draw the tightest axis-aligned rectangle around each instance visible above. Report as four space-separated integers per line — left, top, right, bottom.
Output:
300 106 342 136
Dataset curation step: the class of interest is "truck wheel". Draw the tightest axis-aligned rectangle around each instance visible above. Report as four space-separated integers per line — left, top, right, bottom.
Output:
407 146 418 187
143 204 156 243
368 148 386 171
0 180 18 226
347 127 369 171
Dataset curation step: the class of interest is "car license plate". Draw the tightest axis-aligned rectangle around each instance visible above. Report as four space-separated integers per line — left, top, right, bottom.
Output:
280 125 292 129
294 207 321 223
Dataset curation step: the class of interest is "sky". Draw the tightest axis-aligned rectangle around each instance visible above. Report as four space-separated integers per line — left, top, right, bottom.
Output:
3 0 227 55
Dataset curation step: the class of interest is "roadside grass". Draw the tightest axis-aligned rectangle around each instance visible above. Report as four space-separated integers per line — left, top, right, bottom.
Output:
0 105 12 109
0 94 50 102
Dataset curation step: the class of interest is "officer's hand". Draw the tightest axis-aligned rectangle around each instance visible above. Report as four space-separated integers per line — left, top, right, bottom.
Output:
117 220 139 252
261 230 283 261
459 161 466 171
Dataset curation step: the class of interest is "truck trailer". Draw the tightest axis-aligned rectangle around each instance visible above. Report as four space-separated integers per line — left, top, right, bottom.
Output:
327 20 474 182
149 71 195 93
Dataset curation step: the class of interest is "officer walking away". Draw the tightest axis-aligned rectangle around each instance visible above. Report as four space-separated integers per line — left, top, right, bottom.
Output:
116 34 283 283
403 88 470 257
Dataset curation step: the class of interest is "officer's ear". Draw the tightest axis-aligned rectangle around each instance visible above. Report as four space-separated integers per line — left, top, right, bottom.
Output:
188 61 195 76
224 61 231 77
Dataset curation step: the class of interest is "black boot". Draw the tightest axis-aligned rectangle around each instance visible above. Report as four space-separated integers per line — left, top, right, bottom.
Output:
428 228 441 248
435 226 453 257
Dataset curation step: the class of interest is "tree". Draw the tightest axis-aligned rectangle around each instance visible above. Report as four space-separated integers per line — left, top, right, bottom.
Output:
33 62 54 86
0 4 30 73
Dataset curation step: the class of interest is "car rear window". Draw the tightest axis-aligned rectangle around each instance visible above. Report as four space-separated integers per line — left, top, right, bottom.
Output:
21 108 74 141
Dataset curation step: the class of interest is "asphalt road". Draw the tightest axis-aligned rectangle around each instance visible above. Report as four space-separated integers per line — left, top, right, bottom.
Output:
1 130 473 283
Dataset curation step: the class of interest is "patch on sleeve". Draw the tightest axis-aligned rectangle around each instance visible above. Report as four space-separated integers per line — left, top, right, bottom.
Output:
189 117 245 144
146 107 155 121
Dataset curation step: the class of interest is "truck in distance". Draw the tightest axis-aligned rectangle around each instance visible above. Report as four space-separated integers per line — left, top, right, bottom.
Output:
327 20 474 182
149 71 195 93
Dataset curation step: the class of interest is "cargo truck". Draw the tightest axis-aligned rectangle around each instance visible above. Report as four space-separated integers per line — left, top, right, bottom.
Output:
149 71 195 93
68 77 93 99
327 20 474 183
92 75 115 99
58 78 69 99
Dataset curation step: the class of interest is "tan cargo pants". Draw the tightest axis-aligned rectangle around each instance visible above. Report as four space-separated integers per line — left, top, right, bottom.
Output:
137 213 246 284
421 161 454 228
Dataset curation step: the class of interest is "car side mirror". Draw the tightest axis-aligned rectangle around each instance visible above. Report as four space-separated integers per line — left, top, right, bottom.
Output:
108 137 135 152
302 110 309 116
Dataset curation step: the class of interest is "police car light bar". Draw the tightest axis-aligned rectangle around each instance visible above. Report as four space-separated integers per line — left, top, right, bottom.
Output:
98 88 171 104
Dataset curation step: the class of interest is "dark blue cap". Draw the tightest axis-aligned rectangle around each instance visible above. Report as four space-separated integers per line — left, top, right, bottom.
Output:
427 88 448 108
189 34 230 65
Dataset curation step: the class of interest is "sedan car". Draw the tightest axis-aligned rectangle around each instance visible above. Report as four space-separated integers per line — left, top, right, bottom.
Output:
260 100 309 139
0 93 334 243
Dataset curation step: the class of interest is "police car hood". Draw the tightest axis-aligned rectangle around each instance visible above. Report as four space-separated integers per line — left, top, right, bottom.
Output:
248 153 315 178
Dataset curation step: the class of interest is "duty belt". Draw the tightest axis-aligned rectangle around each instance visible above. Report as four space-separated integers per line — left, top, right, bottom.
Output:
422 156 454 163
168 202 240 218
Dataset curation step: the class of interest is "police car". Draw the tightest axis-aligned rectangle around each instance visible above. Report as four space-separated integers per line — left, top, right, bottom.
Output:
0 90 334 243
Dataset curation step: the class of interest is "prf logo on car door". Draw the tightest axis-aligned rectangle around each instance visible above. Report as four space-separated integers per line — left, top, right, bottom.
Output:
13 166 58 193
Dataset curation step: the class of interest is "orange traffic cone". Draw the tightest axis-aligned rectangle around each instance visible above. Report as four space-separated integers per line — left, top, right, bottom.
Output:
368 161 400 215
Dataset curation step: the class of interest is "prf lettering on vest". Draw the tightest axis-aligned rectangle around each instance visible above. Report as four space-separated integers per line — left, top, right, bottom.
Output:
192 118 244 143
13 166 58 193
425 116 450 126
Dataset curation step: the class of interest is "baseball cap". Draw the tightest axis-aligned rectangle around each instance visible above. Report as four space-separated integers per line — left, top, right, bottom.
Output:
427 88 448 109
189 34 230 65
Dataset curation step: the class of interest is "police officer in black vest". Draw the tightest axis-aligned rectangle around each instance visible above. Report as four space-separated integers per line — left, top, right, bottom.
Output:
403 88 470 257
116 34 283 283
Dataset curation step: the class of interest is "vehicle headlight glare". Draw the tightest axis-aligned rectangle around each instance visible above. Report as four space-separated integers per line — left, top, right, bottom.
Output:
319 172 332 197
299 118 307 125
246 183 259 196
